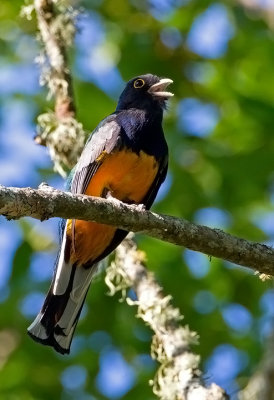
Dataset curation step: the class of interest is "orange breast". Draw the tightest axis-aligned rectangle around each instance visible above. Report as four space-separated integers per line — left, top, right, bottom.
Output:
67 149 159 265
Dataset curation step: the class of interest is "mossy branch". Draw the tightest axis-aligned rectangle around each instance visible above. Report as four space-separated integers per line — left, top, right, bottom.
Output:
106 237 228 400
0 183 273 278
31 0 86 175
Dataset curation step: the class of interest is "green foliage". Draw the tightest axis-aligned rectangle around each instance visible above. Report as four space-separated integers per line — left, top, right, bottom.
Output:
1 0 274 398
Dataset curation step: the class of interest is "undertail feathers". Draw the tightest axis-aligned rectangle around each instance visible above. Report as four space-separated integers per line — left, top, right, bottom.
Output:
27 232 98 354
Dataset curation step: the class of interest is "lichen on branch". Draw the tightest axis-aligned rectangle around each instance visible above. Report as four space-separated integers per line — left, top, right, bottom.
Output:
0 184 273 278
23 0 86 176
106 237 228 400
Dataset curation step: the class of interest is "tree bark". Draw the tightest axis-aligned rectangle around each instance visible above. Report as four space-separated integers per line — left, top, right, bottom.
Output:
0 183 273 277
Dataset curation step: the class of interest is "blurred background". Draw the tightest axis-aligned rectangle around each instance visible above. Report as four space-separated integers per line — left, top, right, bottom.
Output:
1 0 274 399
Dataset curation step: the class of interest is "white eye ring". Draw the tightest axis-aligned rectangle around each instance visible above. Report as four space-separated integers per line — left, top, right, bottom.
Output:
134 79 145 89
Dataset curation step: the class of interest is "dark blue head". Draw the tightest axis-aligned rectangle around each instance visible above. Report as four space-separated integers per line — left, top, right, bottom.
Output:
116 74 173 114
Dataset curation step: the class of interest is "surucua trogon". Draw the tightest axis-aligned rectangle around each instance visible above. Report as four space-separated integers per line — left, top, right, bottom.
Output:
28 74 173 354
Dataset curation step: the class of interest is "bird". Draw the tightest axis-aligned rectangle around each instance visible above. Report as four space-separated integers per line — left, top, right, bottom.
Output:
27 73 173 354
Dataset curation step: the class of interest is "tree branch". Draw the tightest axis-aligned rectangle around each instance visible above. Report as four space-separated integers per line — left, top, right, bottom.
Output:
106 237 228 400
33 0 85 175
34 0 75 118
1 184 273 277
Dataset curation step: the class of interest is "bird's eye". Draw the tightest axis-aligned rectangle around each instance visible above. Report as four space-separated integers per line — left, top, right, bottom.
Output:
133 79 145 89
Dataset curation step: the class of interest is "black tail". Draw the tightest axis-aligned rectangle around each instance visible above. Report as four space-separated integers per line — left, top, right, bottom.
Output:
28 234 98 354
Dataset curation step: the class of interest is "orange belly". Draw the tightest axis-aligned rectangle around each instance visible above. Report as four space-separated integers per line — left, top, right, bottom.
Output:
67 148 159 265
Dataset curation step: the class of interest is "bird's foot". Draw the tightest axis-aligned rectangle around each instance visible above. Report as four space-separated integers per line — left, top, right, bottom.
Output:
103 188 123 206
135 203 146 212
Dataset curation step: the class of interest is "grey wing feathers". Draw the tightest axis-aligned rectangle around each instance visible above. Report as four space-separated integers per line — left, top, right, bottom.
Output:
71 118 121 195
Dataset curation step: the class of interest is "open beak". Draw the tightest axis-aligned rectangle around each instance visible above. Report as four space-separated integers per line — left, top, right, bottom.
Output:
148 78 174 99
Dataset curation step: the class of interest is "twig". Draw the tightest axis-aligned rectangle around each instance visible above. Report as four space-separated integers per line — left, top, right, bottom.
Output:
106 237 228 400
0 184 273 277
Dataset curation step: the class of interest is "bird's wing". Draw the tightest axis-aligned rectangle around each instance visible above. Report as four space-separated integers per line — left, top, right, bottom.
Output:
27 118 123 354
142 154 168 209
70 118 122 195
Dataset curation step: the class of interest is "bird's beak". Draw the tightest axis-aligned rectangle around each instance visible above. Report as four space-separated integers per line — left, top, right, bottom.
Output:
148 78 174 98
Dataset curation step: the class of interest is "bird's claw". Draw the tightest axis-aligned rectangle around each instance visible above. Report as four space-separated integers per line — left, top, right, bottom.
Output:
135 203 146 211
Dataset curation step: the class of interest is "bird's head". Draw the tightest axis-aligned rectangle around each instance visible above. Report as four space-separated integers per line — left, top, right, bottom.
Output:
116 74 173 113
